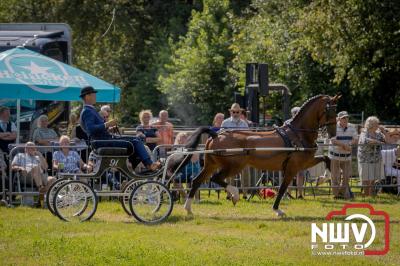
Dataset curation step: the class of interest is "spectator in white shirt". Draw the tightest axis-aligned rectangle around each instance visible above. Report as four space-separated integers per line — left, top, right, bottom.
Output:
329 111 358 199
11 142 55 194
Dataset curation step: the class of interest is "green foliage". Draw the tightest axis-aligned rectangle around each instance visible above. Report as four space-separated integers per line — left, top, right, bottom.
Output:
0 0 399 124
297 0 400 121
0 0 197 126
159 0 235 125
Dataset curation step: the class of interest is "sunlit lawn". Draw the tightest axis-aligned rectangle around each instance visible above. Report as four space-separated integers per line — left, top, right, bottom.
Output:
0 192 399 266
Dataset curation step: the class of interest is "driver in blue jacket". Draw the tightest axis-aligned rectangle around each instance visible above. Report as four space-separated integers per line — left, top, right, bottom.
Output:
79 86 160 171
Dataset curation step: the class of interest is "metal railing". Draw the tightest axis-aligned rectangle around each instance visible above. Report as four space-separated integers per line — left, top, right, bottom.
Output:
1 141 399 207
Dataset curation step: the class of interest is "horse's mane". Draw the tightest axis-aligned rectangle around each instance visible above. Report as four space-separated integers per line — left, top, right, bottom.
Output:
291 94 328 122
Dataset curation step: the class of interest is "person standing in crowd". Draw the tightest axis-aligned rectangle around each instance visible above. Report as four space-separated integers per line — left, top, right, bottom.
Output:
151 110 174 158
79 86 160 171
136 110 160 151
329 111 358 199
152 110 174 145
211 113 224 132
221 103 249 129
0 106 17 154
32 114 58 169
357 116 386 197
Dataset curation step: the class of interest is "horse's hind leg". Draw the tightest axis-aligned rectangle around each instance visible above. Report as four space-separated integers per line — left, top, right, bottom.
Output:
184 165 216 215
210 167 241 205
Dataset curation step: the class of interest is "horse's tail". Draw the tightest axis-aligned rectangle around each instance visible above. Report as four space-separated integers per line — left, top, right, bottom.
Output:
185 126 217 150
167 127 217 175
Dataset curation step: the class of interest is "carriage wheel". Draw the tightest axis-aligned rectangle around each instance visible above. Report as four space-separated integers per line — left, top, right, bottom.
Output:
46 178 70 216
128 180 173 224
119 179 144 215
53 180 98 222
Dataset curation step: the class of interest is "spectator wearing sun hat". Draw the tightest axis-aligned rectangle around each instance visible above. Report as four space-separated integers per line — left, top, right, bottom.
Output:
221 103 249 129
328 111 358 199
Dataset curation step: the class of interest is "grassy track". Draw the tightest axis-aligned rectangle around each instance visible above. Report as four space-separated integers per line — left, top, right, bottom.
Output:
0 194 399 266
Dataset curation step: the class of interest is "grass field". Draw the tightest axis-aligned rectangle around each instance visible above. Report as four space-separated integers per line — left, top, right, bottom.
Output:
0 193 399 266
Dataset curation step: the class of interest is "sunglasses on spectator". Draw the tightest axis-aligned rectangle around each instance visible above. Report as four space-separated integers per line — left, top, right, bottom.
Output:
231 111 240 114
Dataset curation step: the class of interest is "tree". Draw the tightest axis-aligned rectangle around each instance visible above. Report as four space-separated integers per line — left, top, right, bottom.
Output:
298 0 400 121
158 0 235 125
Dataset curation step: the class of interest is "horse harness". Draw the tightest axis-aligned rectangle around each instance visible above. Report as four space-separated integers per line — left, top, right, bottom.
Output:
274 123 309 149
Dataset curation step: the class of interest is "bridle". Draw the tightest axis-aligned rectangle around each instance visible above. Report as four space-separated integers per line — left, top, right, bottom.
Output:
285 97 337 134
318 100 337 128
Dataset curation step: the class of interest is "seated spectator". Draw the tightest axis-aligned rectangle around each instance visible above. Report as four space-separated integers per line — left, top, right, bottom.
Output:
173 132 201 201
136 110 161 151
99 108 119 135
99 109 109 121
100 105 112 117
11 142 55 194
0 106 17 154
53 135 88 174
32 115 59 168
357 116 386 196
381 147 400 180
211 113 224 132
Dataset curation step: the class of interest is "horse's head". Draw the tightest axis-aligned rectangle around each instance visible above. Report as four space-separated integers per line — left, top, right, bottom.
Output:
319 95 341 138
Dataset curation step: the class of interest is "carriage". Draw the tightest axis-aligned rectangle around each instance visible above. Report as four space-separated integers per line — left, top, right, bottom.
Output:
46 140 174 224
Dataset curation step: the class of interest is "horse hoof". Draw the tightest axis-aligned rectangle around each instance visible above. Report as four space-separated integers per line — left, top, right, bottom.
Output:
184 205 193 215
274 209 286 217
226 185 239 206
232 196 239 206
184 198 193 215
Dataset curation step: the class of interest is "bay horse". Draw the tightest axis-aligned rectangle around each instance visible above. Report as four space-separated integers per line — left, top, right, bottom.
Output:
181 94 340 217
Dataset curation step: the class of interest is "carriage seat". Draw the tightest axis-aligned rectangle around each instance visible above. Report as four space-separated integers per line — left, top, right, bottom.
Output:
96 147 128 156
90 140 134 156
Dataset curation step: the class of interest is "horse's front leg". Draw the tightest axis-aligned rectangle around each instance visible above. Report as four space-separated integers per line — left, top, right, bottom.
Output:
184 165 216 215
272 167 297 217
311 155 331 172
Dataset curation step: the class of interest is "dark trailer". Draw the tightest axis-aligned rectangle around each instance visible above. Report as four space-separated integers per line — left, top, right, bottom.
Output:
0 23 72 141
